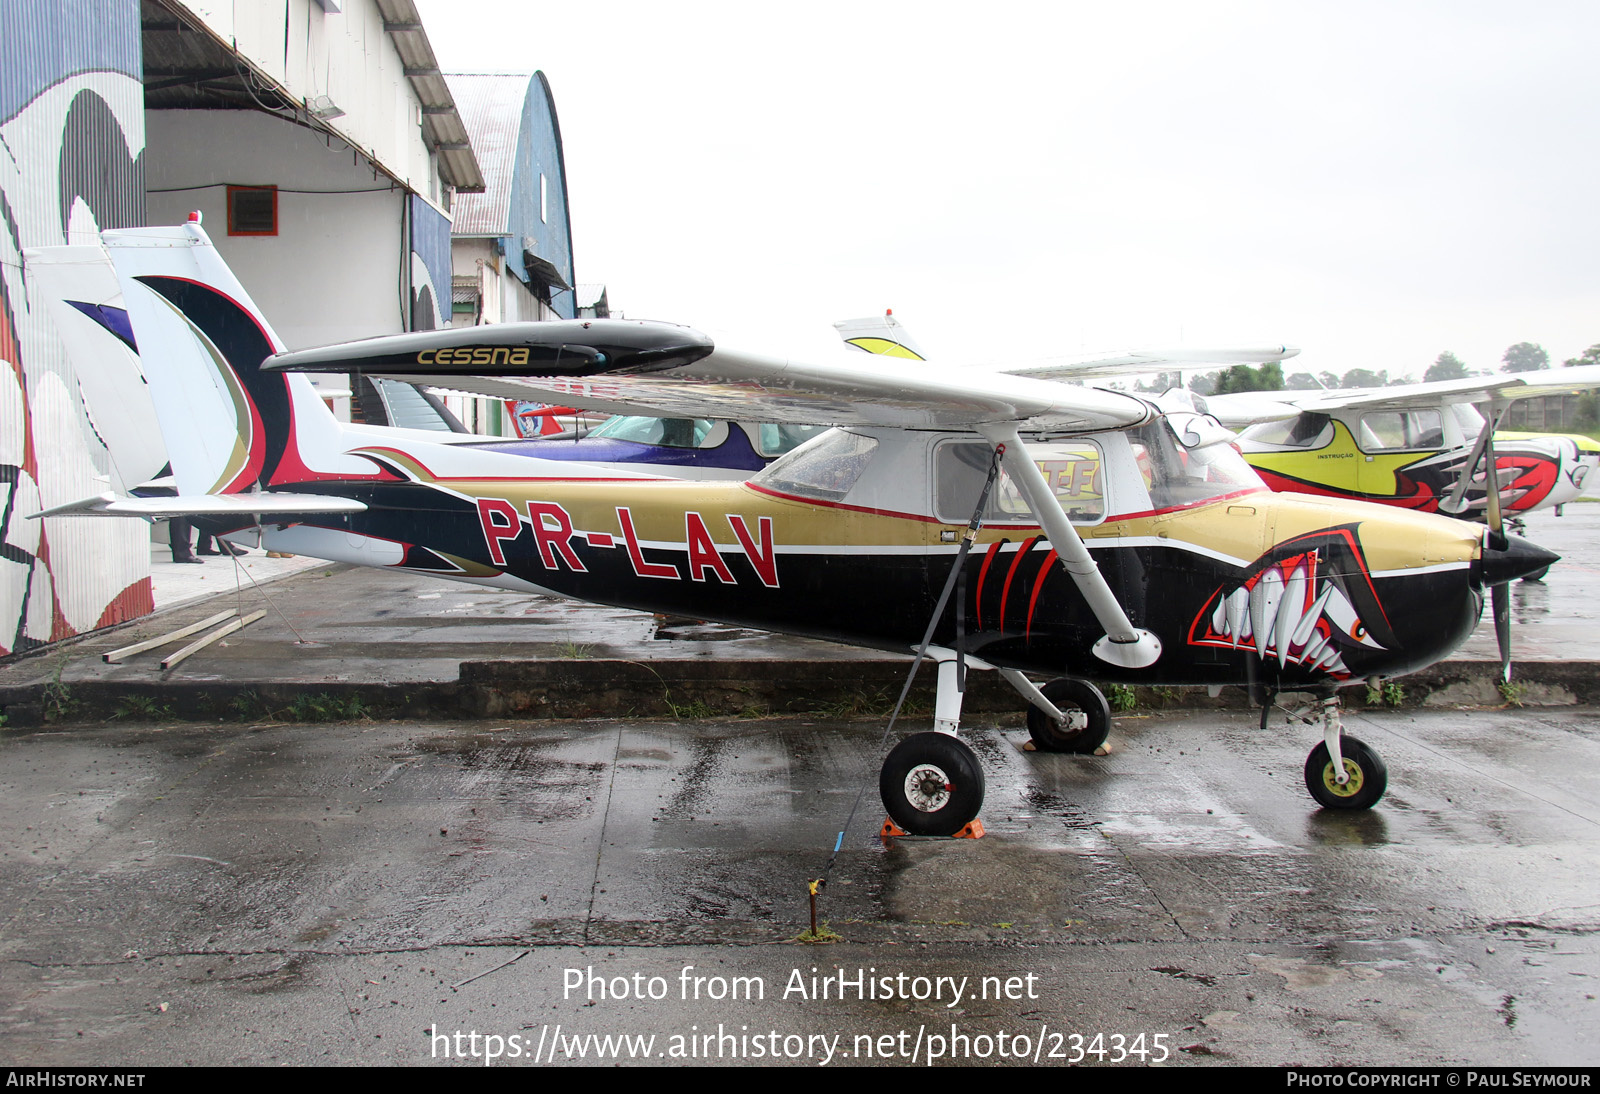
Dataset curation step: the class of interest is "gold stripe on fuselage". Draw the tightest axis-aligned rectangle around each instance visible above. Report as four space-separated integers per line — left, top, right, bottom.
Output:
441 478 1480 573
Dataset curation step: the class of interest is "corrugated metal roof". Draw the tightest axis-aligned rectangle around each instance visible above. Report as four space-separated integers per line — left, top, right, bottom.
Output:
375 0 485 192
445 73 534 237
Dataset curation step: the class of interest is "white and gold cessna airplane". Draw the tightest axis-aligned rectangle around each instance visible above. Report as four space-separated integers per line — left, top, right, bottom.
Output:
34 223 1557 835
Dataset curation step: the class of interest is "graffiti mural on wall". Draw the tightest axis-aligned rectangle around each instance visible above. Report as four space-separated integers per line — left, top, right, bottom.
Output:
0 9 152 655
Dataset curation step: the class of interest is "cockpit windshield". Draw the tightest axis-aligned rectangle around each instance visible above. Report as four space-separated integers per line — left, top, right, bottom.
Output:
1128 418 1264 511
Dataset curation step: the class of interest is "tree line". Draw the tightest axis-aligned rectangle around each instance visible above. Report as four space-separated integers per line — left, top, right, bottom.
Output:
1166 342 1600 395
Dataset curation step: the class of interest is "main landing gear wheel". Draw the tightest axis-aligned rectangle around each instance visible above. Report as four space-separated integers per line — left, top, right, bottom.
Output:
1026 678 1111 754
879 732 986 836
1304 735 1388 810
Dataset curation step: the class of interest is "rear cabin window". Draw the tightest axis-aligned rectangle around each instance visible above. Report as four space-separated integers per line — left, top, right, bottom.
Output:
753 429 878 502
753 422 828 458
587 416 723 448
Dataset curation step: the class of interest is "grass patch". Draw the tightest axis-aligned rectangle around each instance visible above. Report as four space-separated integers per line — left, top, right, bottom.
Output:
664 697 718 720
1365 679 1405 708
1498 680 1528 707
112 695 172 721
1106 683 1137 713
284 693 371 722
809 688 931 720
229 690 262 720
792 922 843 944
555 642 595 659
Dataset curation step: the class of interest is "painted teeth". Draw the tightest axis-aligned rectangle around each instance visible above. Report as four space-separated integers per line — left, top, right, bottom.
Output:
1292 584 1334 648
1274 564 1307 665
1209 563 1374 678
1251 569 1283 659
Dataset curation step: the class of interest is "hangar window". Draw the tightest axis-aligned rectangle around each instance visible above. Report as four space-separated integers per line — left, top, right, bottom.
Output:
227 186 278 236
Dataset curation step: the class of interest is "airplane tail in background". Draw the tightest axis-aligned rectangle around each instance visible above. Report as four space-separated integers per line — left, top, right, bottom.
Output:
102 220 348 497
833 311 926 361
23 246 168 490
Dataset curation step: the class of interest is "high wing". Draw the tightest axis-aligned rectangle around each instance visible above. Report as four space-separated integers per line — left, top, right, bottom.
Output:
1256 367 1600 416
828 311 1298 381
265 321 1156 434
995 344 1301 381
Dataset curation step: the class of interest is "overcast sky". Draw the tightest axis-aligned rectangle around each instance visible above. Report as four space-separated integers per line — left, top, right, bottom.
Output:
412 0 1600 380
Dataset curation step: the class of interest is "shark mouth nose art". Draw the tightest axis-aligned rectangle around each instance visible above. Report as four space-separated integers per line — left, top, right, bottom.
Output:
1186 527 1399 681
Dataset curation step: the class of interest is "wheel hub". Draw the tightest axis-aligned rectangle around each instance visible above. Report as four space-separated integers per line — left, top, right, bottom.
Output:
903 764 953 812
1322 759 1364 797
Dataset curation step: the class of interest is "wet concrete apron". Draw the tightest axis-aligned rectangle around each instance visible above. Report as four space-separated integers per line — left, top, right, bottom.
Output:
0 708 1596 1065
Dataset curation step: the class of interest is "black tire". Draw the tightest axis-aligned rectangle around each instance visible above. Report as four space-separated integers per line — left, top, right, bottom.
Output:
1026 678 1112 754
879 732 986 836
1304 735 1388 810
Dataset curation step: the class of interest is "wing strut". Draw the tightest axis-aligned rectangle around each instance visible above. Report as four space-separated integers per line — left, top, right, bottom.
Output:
979 425 1162 669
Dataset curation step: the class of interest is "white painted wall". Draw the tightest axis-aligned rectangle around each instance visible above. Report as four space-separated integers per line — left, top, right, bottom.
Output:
147 110 408 352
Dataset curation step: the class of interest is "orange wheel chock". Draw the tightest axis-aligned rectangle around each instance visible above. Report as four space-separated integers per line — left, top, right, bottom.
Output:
878 817 985 839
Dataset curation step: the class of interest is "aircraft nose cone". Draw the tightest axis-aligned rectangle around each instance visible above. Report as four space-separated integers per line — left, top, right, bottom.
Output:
1474 533 1561 586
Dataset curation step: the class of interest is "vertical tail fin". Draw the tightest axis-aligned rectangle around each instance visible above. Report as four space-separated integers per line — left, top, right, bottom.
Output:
103 222 341 495
833 311 927 361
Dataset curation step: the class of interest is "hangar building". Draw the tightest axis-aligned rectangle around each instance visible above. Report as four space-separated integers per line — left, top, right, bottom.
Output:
0 0 576 654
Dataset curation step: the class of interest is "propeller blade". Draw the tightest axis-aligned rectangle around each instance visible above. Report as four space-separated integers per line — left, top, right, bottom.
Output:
1493 580 1511 685
1483 406 1510 685
1483 407 1504 541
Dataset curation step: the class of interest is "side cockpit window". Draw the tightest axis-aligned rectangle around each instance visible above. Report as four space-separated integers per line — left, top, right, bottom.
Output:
935 440 1106 525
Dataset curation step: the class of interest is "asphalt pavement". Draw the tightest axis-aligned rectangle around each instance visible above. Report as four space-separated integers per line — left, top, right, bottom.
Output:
0 708 1596 1065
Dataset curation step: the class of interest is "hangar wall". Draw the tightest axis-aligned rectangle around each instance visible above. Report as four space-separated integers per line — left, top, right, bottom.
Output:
0 0 480 656
146 109 421 351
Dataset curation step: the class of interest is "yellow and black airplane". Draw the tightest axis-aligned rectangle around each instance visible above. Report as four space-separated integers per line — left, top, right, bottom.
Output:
1225 380 1600 526
34 224 1556 835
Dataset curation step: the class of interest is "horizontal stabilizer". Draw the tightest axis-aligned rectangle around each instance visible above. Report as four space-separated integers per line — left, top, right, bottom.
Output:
33 492 369 520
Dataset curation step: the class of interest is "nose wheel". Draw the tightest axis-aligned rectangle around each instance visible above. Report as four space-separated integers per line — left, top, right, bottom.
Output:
1024 678 1112 753
879 732 986 836
1304 734 1387 810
